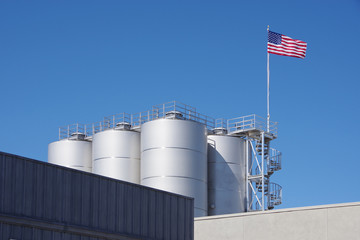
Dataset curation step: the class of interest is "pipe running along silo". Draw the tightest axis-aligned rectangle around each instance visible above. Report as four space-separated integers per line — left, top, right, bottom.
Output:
141 111 208 217
48 132 92 173
92 122 140 184
207 130 247 215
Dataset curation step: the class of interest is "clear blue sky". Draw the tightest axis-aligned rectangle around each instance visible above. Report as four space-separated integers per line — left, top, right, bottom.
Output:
1 1 359 209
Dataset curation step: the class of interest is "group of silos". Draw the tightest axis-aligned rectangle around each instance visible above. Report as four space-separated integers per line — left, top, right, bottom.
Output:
48 104 248 217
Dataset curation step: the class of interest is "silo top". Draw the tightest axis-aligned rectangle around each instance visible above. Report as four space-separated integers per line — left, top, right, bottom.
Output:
141 118 207 154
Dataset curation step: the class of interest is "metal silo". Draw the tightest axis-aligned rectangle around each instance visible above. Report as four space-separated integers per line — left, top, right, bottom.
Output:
141 102 211 217
92 120 141 184
48 131 92 173
207 133 247 215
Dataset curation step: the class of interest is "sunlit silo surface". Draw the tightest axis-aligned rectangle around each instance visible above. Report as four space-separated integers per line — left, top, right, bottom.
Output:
141 117 208 217
48 133 92 172
49 101 282 216
207 134 247 215
92 123 140 183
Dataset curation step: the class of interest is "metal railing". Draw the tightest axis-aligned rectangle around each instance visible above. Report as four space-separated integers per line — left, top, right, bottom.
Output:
252 149 281 176
130 110 153 129
215 118 227 129
85 113 132 137
227 114 278 136
59 123 89 140
59 101 216 139
149 101 215 129
103 113 131 129
267 182 282 208
253 182 282 210
58 102 278 140
59 114 132 140
88 121 109 136
268 148 282 174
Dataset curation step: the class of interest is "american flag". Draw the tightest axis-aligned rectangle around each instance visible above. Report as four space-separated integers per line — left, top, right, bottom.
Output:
267 31 307 59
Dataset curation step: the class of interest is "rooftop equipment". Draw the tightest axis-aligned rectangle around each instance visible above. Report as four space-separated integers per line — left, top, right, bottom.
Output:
49 101 282 215
207 134 247 215
140 102 214 217
92 113 140 183
48 124 92 172
226 114 282 211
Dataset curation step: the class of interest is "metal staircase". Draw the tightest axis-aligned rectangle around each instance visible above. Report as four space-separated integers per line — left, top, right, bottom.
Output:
268 148 282 175
251 135 282 211
267 182 282 209
256 176 269 193
225 114 283 211
256 140 269 156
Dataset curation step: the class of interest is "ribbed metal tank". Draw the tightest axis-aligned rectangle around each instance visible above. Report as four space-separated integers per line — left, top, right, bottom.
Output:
207 134 247 215
48 134 92 173
92 124 140 184
141 118 208 217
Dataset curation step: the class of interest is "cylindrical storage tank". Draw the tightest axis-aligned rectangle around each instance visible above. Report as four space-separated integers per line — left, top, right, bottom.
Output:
48 136 92 173
141 119 208 217
92 127 140 184
207 135 247 215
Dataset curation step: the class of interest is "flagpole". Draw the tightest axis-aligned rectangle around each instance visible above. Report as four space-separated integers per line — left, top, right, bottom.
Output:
267 25 270 132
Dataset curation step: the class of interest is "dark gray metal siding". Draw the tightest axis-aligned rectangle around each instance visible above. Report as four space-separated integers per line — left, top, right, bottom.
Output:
0 152 194 240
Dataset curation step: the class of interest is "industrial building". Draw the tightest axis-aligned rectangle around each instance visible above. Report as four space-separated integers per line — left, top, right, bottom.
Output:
1 151 359 240
195 202 360 240
1 101 359 239
0 151 194 240
48 101 282 218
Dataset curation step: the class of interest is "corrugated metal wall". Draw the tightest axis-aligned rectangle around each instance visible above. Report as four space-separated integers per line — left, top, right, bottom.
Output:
0 152 194 240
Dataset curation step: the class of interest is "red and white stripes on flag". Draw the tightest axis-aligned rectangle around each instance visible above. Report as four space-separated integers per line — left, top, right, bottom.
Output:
267 31 307 59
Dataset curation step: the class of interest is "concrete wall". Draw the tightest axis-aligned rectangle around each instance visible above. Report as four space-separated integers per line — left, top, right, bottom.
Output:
195 202 360 240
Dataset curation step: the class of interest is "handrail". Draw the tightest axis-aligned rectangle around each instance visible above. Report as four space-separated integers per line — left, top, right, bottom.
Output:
268 182 282 207
57 102 278 140
58 101 216 139
59 123 88 140
268 148 282 173
215 118 227 129
131 110 152 128
255 182 282 210
103 112 131 129
149 101 215 129
227 114 278 137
